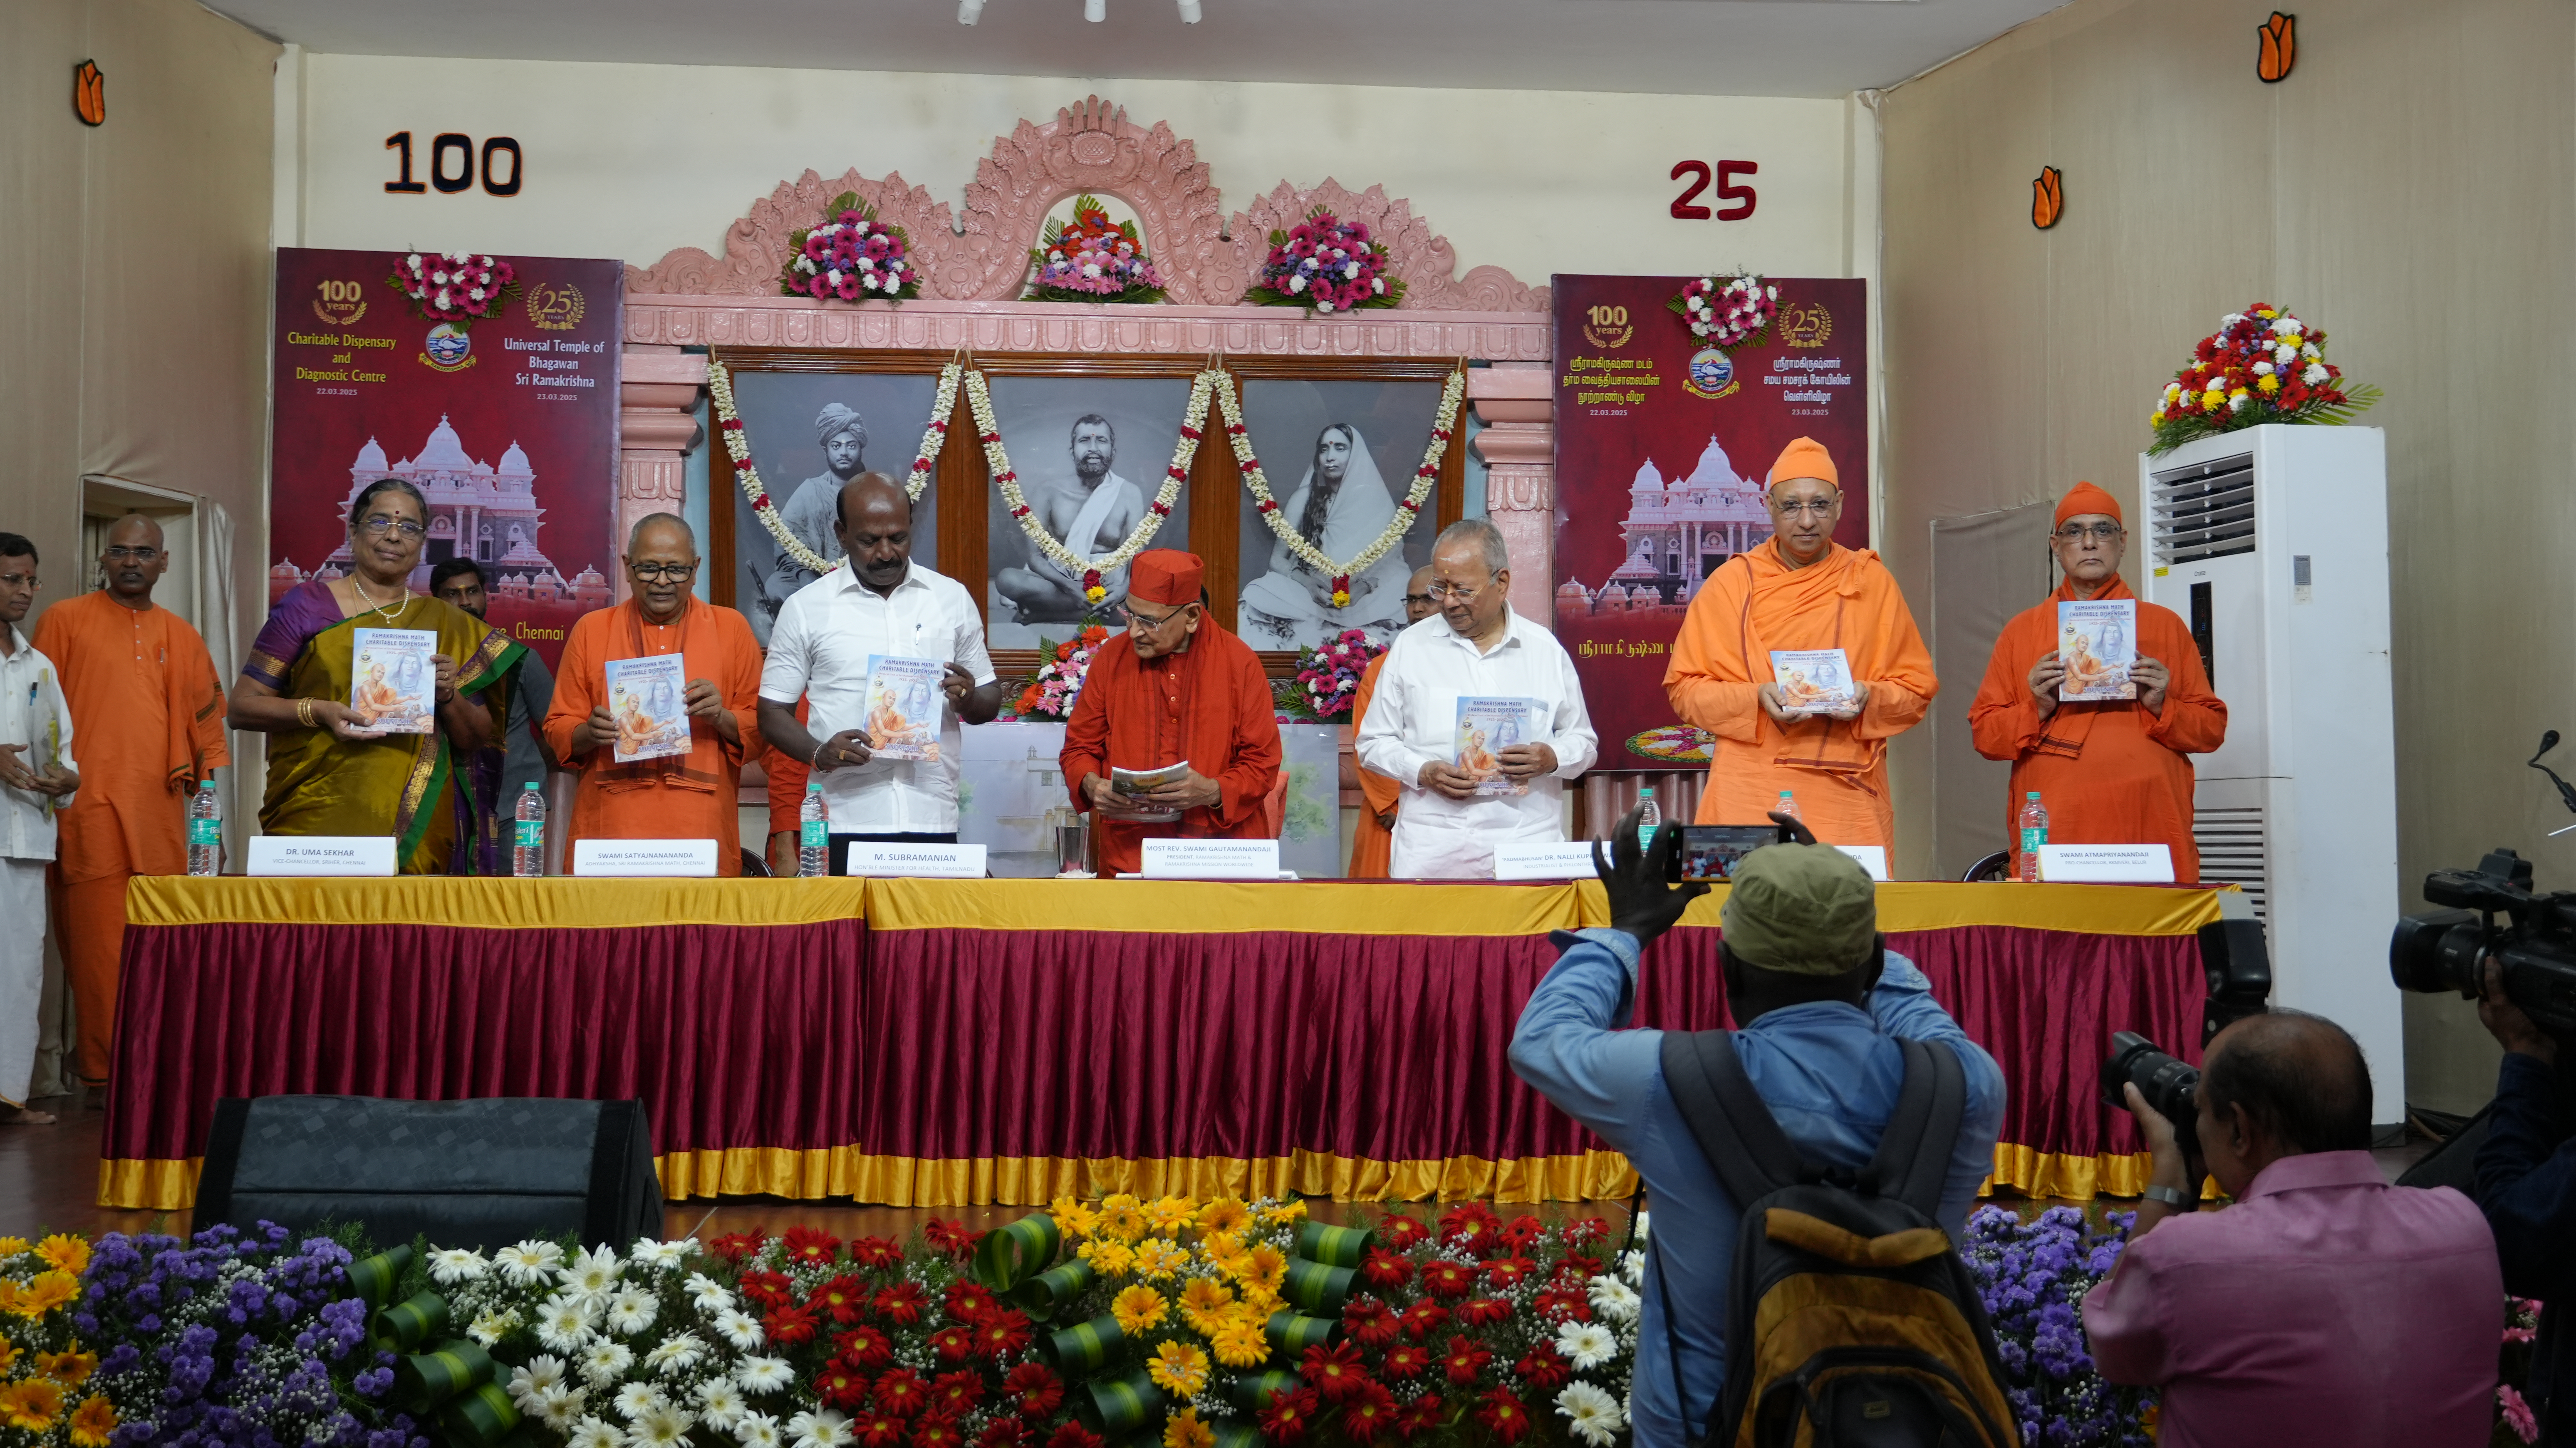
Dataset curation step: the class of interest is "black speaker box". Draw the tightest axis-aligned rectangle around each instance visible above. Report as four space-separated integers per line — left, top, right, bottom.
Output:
195 1096 665 1252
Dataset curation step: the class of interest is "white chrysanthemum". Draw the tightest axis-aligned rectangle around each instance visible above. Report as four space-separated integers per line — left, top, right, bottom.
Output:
615 1383 671 1421
1587 1274 1642 1323
2303 364 2331 385
1556 1320 1618 1371
579 1341 638 1388
568 1415 626 1448
468 1307 523 1348
2301 342 2321 360
686 1274 736 1315
714 1309 765 1351
736 1413 783 1448
1632 1210 1651 1245
631 1240 692 1272
696 1378 750 1432
536 1384 588 1430
606 1287 660 1336
497 1241 567 1287
429 1248 491 1285
736 1357 795 1396
631 1405 696 1448
2252 361 2274 377
537 1296 599 1353
560 1245 625 1303
787 1410 854 1448
508 1355 570 1410
646 1332 708 1377
1555 1381 1624 1448
1620 1250 1645 1288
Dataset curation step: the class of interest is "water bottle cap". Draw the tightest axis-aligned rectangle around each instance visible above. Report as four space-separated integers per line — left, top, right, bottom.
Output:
198 780 215 791
2027 791 2041 800
807 780 825 792
524 781 542 791
1637 786 1655 797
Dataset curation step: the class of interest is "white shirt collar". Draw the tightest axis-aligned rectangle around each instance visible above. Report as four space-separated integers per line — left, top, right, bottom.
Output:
1425 605 1523 657
833 560 930 599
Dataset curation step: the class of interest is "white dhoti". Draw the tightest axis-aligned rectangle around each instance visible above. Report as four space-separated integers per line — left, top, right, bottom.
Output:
0 858 45 1106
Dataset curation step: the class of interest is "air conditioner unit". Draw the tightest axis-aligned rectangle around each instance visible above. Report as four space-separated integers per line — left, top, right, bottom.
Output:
2137 424 2401 1124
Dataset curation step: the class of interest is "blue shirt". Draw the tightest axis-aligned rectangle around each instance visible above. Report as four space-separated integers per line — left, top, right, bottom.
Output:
1508 929 2006 1448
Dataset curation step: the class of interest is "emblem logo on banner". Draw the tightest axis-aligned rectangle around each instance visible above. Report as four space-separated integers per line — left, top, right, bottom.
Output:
526 282 587 331
1682 348 1738 401
1580 303 1635 350
419 324 476 372
310 279 369 328
1780 302 1835 348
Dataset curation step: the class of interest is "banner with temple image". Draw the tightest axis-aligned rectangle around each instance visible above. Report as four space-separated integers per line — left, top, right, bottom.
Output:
1550 274 1869 770
269 247 622 670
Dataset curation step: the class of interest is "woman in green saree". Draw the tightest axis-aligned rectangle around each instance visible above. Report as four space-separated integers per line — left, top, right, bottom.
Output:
230 478 524 873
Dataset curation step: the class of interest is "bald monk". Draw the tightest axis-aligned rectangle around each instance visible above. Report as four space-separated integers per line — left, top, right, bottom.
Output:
1062 549 1283 875
543 514 763 874
1969 481 2226 879
1663 438 1937 850
31 514 228 1088
1346 567 1440 878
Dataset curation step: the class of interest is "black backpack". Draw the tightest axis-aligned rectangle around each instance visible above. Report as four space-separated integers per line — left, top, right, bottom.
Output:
1656 1030 2019 1448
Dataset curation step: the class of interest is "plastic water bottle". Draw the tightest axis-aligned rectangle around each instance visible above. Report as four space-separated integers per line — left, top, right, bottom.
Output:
2017 791 2048 882
1774 789 1800 822
1635 786 1659 835
799 781 830 878
513 782 546 878
186 781 221 876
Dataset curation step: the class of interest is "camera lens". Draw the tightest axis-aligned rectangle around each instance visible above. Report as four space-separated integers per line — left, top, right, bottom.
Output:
2102 1031 2204 1167
2389 910 2483 996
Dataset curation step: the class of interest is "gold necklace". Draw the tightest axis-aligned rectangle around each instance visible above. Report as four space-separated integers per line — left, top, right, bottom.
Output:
347 574 406 623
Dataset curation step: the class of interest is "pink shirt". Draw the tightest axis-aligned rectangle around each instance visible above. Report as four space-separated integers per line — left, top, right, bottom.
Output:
2082 1151 2501 1448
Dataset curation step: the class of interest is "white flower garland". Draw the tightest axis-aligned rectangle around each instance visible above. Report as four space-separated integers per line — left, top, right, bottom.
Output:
706 358 961 577
969 367 1205 607
1218 365 1466 606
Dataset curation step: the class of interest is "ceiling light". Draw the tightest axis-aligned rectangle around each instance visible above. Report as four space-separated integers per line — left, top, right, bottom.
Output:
1177 0 1202 18
958 0 984 21
1084 0 1105 18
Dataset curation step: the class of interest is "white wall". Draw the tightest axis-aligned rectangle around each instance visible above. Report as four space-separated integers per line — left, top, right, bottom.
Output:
280 55 1862 286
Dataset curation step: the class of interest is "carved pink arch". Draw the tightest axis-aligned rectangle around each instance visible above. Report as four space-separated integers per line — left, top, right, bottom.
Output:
1226 179 1547 313
624 169 956 296
941 96 1232 304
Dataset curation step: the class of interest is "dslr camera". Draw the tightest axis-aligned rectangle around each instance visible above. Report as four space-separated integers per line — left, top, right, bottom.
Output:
2102 1031 2203 1166
2389 848 2576 1034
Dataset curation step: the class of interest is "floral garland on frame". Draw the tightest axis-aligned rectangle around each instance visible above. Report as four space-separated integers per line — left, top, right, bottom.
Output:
968 369 1204 608
1218 367 1466 609
708 359 964 578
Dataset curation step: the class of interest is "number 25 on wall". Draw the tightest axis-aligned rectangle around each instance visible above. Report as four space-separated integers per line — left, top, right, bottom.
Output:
1670 160 1757 221
385 131 523 196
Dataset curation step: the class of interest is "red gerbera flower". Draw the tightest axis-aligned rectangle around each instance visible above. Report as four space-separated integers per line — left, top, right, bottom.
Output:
1299 1342 1370 1403
1395 1393 1447 1441
1454 1298 1510 1329
1440 1335 1492 1386
837 1325 896 1371
945 1282 998 1324
851 1236 904 1270
1556 1253 1603 1283
706 1230 767 1264
978 1421 1033 1448
913 1414 965 1448
1380 1343 1430 1380
1047 1425 1102 1448
874 1368 929 1419
930 1371 983 1416
813 1274 872 1325
1359 1250 1414 1289
1342 1297 1399 1347
1340 1381 1399 1443
1437 1203 1501 1252
816 1365 872 1411
1480 1257 1536 1291
738 1270 795 1310
1380 1216 1429 1251
853 1414 906 1448
1512 1342 1570 1391
1566 1218 1611 1249
1531 1288 1590 1324
976 1307 1034 1359
764 1304 820 1347
1420 1261 1475 1300
929 1325 975 1363
1398 1302 1450 1341
874 1281 931 1326
926 1220 978 1258
1475 1388 1531 1445
1004 1363 1064 1420
1259 1387 1320 1444
784 1226 845 1267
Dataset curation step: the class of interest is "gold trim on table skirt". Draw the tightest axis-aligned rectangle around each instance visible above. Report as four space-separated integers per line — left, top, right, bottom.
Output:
1585 880 2230 938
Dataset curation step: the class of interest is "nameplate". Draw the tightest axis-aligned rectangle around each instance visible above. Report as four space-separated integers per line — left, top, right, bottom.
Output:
572 839 717 877
248 836 396 877
847 842 987 878
1493 841 1600 882
2039 843 2175 884
1834 845 1891 883
1140 838 1283 880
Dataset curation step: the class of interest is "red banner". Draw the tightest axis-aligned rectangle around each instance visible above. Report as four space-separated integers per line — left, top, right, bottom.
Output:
269 248 623 670
1550 275 1870 770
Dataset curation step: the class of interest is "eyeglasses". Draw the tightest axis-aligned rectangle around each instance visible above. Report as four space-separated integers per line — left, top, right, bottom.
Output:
1126 604 1187 630
357 515 426 538
1771 499 1839 519
104 546 161 563
0 573 37 590
2055 523 2125 543
629 563 698 581
1425 578 1491 601
1402 593 1436 608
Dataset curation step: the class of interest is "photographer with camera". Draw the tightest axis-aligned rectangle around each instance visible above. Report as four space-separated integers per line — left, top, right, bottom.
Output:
2084 1012 2500 1447
2477 957 2576 1440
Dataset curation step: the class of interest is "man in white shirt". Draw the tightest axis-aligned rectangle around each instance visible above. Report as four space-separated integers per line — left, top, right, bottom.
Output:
758 476 1001 873
0 533 82 1125
1357 518 1597 879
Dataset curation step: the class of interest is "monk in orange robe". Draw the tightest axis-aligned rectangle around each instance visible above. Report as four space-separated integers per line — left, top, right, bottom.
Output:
1063 549 1283 875
543 515 763 875
1664 438 1937 850
1345 567 1437 879
1968 481 2227 879
32 515 228 1086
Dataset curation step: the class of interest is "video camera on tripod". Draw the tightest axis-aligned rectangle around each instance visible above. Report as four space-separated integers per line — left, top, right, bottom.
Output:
2388 732 2576 1034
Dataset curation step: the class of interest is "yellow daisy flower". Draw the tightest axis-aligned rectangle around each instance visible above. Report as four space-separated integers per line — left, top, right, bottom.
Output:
37 1349 98 1387
69 1395 119 1448
0 1237 27 1260
2257 374 2281 395
1257 1199 1307 1227
1164 1407 1215 1448
1145 1196 1199 1237
1078 1238 1138 1276
0 1378 66 1432
1097 1196 1149 1242
1195 1198 1252 1238
1112 1284 1169 1334
1179 1277 1236 1334
1239 1281 1281 1313
1148 1340 1211 1398
1050 1196 1102 1240
0 1340 17 1374
1219 1302 1271 1334
35 1235 89 1277
1209 1321 1271 1369
1132 1239 1191 1279
1242 1244 1288 1294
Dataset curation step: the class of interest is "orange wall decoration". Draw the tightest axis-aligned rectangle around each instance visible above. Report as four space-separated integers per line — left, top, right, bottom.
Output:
72 60 104 126
2258 12 2297 83
2031 166 2064 229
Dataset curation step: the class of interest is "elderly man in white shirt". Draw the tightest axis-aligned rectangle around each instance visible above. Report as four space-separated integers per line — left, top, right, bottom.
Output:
757 476 1001 873
1357 518 1597 879
0 533 81 1125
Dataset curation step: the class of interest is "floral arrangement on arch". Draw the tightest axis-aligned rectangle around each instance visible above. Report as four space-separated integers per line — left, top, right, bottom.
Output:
387 251 520 329
1246 211 1404 315
1664 275 1775 350
1277 630 1389 724
1013 627 1113 722
783 193 922 303
2147 303 2379 456
1028 196 1167 305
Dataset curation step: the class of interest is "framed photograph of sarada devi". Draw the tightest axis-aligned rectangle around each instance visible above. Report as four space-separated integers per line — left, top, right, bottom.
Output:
981 372 1195 652
707 354 946 648
1230 376 1447 652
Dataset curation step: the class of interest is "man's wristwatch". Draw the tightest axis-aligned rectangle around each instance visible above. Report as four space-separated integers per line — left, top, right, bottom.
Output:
2140 1183 2194 1207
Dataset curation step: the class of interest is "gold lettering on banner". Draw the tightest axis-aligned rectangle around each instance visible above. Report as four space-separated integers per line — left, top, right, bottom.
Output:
1779 302 1833 349
1581 303 1634 350
526 281 586 331
312 278 369 327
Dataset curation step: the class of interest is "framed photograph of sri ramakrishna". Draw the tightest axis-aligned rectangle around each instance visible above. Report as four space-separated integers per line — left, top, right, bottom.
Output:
980 372 1196 651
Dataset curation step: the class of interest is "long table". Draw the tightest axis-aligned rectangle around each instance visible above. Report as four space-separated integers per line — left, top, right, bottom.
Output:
101 877 2221 1210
